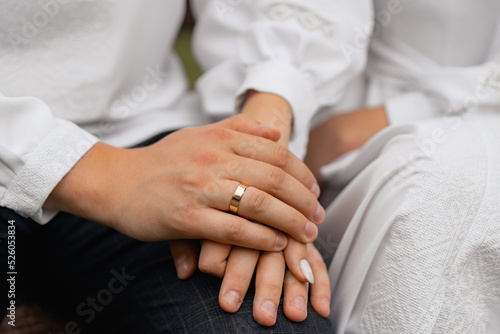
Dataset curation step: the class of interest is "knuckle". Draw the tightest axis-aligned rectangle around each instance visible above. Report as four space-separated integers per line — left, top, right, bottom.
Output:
224 220 245 241
205 128 233 141
268 167 287 189
273 145 289 168
198 259 224 276
198 259 213 274
264 284 283 298
288 212 304 230
228 270 250 283
266 251 285 263
182 173 211 189
191 151 220 165
175 205 199 226
304 197 318 217
246 189 267 213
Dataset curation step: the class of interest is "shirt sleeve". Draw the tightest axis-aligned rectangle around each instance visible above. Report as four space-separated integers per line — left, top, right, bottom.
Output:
191 0 373 158
0 93 99 224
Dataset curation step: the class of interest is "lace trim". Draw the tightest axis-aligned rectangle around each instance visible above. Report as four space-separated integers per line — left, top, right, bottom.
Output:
260 2 337 40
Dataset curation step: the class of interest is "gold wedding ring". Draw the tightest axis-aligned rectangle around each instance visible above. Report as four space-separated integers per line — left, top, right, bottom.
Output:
229 184 248 214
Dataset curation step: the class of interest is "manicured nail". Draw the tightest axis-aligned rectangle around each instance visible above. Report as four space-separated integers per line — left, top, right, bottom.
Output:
275 233 287 249
310 182 320 197
261 301 277 319
300 259 315 284
175 254 192 279
313 203 325 224
291 297 306 312
322 297 330 309
305 221 317 240
225 290 242 311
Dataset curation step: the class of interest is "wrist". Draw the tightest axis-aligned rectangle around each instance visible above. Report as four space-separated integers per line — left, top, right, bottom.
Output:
44 142 128 228
241 90 293 146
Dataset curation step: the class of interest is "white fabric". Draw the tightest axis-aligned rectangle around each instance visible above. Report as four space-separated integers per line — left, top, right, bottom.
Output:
0 0 368 223
192 0 371 157
318 0 500 332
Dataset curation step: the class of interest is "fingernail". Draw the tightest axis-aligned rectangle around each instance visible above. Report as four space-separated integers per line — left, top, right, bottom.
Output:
300 259 315 284
175 254 192 278
261 301 277 319
225 290 242 311
313 204 325 225
291 297 306 312
305 221 318 240
275 233 287 249
321 297 330 309
310 182 320 197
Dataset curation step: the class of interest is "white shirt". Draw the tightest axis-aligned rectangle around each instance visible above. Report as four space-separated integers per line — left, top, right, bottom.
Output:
0 0 370 223
316 1 500 333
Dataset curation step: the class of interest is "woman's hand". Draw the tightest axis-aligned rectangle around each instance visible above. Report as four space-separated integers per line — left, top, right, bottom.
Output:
45 114 322 250
171 240 331 326
304 106 389 180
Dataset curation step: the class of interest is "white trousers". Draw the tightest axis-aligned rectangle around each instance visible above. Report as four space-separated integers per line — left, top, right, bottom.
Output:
319 113 500 333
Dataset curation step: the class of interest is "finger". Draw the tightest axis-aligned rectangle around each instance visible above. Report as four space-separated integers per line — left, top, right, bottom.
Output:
283 270 309 322
198 240 232 278
230 156 325 225
219 247 260 313
283 237 314 284
211 114 281 142
231 134 320 198
253 251 285 327
169 240 199 280
308 244 331 318
185 208 288 251
216 182 319 244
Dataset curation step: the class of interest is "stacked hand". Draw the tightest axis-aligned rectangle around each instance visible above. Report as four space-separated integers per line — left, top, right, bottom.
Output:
45 90 336 327
168 92 331 326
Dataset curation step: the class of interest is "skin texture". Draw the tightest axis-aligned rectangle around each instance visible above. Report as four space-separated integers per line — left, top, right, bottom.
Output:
171 92 331 326
45 114 320 249
304 106 389 180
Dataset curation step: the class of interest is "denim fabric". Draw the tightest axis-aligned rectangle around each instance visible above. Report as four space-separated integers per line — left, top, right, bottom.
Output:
0 208 332 333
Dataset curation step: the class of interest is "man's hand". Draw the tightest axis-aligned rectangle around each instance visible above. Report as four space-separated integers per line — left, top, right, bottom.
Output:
305 106 389 180
44 114 322 250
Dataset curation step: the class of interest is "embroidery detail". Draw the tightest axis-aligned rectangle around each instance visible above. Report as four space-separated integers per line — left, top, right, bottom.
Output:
482 60 500 92
359 123 500 333
260 2 337 40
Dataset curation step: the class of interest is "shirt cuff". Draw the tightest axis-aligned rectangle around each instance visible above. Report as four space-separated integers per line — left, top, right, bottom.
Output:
384 91 441 125
235 60 318 159
1 121 99 224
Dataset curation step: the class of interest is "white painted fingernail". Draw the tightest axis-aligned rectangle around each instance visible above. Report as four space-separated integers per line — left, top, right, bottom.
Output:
300 259 315 284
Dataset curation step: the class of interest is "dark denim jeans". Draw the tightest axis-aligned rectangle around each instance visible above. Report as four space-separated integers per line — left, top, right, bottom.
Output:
0 207 332 334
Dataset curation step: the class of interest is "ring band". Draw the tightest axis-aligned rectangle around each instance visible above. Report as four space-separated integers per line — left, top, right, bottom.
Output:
229 184 248 214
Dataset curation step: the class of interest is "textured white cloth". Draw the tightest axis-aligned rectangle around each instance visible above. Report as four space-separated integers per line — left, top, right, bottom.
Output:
317 0 500 332
0 0 369 223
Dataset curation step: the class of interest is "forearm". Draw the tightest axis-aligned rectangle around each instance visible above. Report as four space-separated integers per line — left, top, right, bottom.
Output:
305 106 389 179
241 90 293 147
